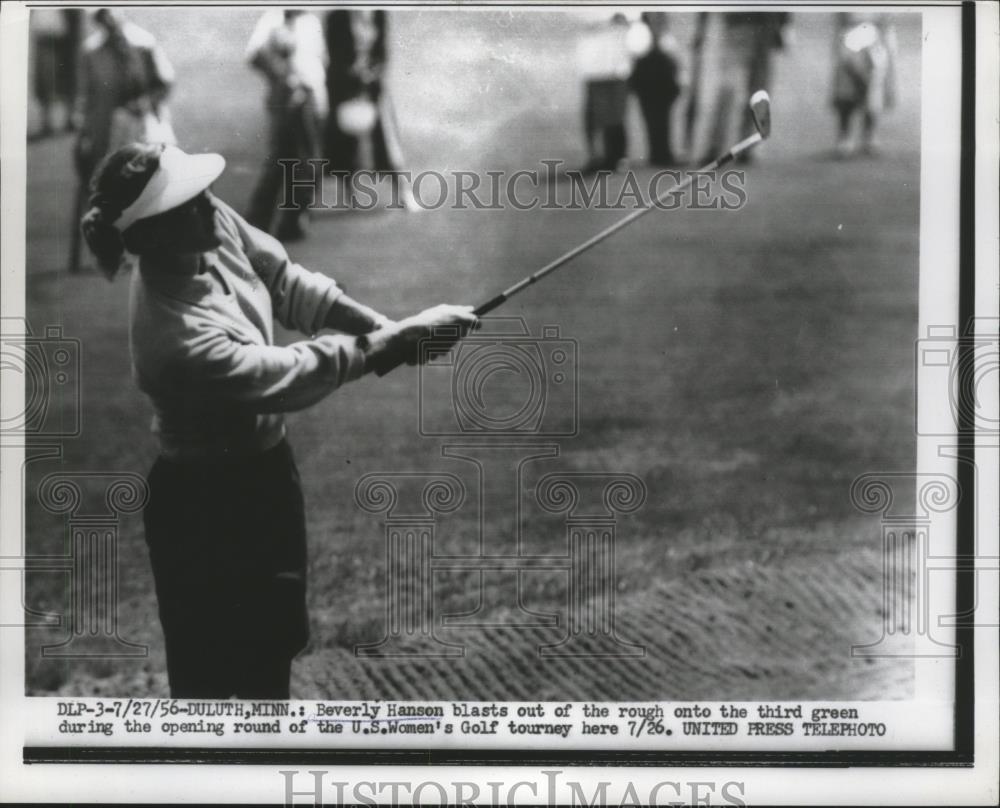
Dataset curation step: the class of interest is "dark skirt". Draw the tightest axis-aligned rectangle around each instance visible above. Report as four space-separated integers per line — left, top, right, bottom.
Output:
143 439 309 698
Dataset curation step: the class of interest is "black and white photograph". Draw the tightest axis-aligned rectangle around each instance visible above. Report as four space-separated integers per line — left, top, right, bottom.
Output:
0 1 996 804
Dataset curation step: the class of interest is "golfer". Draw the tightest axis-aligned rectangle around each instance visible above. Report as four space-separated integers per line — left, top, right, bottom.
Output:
80 142 477 698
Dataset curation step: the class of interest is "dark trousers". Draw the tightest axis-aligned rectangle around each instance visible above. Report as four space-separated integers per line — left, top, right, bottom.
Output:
246 95 321 237
143 440 309 699
636 96 677 165
600 124 628 167
584 79 628 169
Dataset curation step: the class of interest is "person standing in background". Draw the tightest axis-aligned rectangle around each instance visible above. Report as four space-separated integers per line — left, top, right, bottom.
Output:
245 9 328 241
629 12 684 167
30 8 83 139
324 10 416 210
830 12 897 157
71 8 174 273
577 12 632 173
691 12 788 164
739 11 788 155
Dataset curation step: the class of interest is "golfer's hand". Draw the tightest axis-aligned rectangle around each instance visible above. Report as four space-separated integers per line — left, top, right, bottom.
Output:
364 305 477 375
395 304 478 365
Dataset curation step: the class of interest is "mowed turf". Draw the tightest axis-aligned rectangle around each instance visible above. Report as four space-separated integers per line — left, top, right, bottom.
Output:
23 11 920 699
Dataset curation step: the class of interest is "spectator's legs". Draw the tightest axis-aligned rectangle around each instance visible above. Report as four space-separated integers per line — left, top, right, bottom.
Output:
860 109 878 155
247 100 315 237
743 49 774 139
68 181 86 274
704 84 735 160
583 81 600 167
276 98 322 240
702 40 752 163
33 37 60 137
370 95 418 211
835 101 855 157
640 96 673 165
662 98 678 165
68 151 95 274
61 12 83 132
604 124 627 169
246 106 289 234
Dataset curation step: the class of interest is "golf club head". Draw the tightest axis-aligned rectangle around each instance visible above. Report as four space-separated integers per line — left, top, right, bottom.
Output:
749 90 771 140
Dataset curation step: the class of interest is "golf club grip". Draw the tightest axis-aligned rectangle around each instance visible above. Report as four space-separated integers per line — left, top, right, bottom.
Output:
474 294 507 316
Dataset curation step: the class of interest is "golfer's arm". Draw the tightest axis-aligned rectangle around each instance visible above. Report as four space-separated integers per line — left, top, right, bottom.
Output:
223 201 387 335
323 293 393 336
169 334 369 414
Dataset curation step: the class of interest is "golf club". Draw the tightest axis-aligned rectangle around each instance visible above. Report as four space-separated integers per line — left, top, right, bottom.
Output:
376 91 771 376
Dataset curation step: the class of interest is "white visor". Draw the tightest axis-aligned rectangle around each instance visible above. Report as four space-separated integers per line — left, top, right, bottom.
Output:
114 146 226 231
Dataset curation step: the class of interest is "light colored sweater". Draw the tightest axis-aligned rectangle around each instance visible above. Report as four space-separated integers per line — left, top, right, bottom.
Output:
129 200 367 459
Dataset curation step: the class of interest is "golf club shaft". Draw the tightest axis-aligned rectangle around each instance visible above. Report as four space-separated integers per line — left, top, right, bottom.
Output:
475 132 763 316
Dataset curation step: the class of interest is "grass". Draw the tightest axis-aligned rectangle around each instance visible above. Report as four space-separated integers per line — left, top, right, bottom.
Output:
22 10 920 697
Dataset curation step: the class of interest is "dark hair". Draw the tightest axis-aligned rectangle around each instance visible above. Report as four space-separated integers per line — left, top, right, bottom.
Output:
94 8 122 31
80 142 163 279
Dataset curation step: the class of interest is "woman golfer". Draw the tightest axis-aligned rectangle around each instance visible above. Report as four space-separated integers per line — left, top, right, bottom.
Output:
81 142 477 698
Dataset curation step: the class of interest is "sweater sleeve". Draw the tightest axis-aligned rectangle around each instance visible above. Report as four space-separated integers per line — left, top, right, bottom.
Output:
219 200 344 335
161 325 367 414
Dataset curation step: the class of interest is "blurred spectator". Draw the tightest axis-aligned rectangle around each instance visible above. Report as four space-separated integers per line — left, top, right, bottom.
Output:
691 12 788 163
30 9 83 139
324 10 416 210
245 9 328 241
577 12 632 172
74 10 175 180
629 12 684 167
831 13 898 157
741 12 788 143
70 9 175 273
